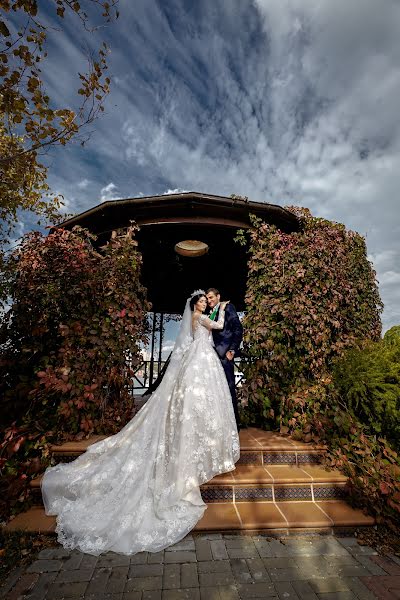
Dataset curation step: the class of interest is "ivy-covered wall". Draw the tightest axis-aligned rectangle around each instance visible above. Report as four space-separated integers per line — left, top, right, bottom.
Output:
237 207 383 428
237 209 400 524
0 226 150 520
1 226 150 435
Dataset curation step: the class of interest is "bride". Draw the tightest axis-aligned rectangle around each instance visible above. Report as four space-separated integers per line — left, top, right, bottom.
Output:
41 289 240 555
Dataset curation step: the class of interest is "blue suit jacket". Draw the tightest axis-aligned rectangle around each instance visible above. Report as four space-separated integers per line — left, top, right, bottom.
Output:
210 303 243 359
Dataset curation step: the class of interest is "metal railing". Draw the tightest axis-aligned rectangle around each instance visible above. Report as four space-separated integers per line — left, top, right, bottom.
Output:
128 357 245 396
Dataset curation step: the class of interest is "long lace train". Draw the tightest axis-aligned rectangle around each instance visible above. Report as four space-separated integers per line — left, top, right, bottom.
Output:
41 307 240 555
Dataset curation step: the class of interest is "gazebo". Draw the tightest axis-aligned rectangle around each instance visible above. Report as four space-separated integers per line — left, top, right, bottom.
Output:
60 192 299 313
60 192 299 390
5 195 377 539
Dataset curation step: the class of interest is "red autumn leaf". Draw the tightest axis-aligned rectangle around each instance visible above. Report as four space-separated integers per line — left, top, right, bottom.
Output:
387 499 400 513
379 481 390 495
10 440 22 454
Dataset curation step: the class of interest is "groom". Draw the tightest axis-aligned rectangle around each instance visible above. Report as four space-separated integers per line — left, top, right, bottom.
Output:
206 288 243 429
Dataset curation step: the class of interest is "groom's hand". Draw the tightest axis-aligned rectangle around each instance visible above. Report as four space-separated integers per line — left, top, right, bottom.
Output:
226 350 235 361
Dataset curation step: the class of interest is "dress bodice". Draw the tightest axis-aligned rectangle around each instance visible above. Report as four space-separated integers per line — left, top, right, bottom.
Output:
193 309 225 342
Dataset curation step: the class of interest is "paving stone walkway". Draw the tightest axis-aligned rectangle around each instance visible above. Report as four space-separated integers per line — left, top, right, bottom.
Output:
2 533 400 600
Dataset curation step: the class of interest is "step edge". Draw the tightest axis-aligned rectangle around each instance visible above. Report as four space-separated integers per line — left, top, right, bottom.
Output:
30 473 349 488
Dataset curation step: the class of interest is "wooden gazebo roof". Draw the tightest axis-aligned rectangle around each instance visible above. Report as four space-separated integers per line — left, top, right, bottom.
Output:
60 192 299 312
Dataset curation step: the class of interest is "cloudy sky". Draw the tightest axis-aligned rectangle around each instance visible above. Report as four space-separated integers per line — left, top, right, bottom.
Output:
19 0 400 333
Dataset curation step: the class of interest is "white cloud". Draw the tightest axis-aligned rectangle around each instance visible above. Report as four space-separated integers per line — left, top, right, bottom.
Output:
161 340 175 353
6 219 26 251
100 182 121 202
379 271 400 287
368 250 398 272
77 179 90 189
29 0 400 332
162 188 190 195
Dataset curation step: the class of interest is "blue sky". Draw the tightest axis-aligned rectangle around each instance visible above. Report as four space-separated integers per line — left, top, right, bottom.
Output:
14 0 400 336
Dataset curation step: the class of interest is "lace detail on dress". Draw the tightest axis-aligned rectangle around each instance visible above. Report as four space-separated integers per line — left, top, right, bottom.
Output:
199 308 225 330
41 305 239 556
193 309 225 336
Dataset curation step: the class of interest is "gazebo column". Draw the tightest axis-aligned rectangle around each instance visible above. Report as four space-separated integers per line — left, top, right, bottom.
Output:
148 312 157 387
158 313 164 375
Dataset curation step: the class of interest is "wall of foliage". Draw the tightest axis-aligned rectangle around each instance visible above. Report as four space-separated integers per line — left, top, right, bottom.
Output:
237 208 383 426
237 208 400 524
283 330 400 525
0 226 150 519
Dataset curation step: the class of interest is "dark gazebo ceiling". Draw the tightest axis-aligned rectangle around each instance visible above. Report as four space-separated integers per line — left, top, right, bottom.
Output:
59 192 299 313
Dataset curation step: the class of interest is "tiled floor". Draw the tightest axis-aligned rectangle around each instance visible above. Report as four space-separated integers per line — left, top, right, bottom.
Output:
194 500 374 531
31 464 346 489
235 502 288 529
2 532 397 600
7 498 373 535
316 501 376 527
6 506 57 535
49 428 324 454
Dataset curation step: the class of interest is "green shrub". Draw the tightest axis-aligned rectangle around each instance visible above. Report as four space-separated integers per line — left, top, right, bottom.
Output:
283 380 400 525
384 325 400 348
333 327 400 449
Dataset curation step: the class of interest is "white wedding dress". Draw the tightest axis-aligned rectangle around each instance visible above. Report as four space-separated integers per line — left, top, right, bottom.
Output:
41 299 240 555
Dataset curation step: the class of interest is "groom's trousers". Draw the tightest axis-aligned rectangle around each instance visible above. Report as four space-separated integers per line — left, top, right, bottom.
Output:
220 356 240 428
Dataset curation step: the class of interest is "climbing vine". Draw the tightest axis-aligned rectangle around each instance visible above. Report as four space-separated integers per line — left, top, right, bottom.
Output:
0 226 150 520
237 208 383 427
236 209 400 524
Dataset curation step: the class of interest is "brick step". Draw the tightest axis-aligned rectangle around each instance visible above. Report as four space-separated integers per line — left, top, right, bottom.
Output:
201 462 348 502
49 435 107 463
238 449 325 466
30 464 348 506
5 501 374 535
9 428 373 537
207 465 347 484
49 428 327 466
195 500 375 531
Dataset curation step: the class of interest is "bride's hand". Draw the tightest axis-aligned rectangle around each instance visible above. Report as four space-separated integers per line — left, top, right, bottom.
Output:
220 300 230 310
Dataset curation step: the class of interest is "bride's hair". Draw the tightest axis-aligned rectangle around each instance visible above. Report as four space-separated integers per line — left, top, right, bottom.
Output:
189 293 206 311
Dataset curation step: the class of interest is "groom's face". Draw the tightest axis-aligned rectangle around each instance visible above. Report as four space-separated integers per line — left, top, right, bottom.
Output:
206 291 220 309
